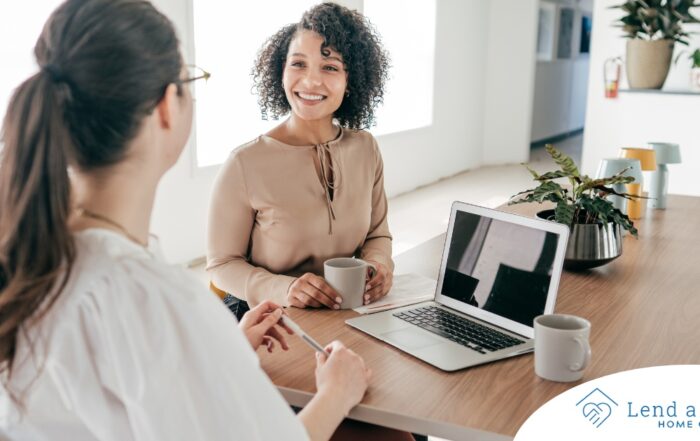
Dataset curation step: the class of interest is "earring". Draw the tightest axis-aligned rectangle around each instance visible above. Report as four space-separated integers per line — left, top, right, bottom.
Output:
345 89 350 97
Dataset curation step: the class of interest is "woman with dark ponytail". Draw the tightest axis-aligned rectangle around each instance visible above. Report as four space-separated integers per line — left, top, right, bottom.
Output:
0 1 384 439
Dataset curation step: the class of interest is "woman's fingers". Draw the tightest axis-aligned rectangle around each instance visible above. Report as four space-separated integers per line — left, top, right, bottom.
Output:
266 326 289 350
308 276 341 301
255 308 283 332
277 314 295 334
263 336 276 353
288 296 307 308
363 263 393 304
241 299 280 325
363 283 384 304
301 283 338 309
305 275 341 308
288 273 342 309
296 291 324 308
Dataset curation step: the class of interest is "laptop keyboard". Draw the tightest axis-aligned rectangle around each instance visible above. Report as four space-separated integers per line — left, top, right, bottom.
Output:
393 306 525 354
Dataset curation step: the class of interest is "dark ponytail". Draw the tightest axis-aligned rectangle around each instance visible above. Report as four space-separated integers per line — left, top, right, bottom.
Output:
0 71 76 385
0 0 182 387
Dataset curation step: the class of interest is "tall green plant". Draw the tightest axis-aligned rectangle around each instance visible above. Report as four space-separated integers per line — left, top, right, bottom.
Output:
612 0 700 45
509 145 639 237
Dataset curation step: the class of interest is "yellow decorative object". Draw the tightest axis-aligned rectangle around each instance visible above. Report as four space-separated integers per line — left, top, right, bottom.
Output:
625 183 643 219
620 147 657 171
619 148 656 220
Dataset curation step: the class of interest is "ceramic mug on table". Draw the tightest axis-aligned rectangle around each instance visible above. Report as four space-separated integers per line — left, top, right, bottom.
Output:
324 258 376 309
534 314 591 382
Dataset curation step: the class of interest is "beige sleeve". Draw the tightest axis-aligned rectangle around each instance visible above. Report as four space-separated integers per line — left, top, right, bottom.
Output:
206 152 295 307
359 137 394 272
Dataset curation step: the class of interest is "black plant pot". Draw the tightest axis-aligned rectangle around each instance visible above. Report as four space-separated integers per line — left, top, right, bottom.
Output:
537 210 623 271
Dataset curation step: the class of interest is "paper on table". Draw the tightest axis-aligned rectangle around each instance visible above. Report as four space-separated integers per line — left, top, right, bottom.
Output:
353 273 436 314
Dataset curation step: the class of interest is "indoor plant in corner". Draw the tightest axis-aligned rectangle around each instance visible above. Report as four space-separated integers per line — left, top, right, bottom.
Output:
510 145 639 271
613 0 700 89
675 47 700 90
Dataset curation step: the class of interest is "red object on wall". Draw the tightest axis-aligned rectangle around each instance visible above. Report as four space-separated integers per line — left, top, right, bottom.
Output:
604 57 622 98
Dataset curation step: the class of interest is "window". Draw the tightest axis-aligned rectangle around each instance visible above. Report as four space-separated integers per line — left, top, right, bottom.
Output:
0 1 63 126
363 0 436 137
192 1 317 167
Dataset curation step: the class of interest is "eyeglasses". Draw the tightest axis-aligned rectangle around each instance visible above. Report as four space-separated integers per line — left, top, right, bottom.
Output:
181 64 211 84
177 64 211 95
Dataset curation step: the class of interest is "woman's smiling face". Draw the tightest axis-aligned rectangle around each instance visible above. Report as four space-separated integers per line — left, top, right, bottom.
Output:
282 30 347 123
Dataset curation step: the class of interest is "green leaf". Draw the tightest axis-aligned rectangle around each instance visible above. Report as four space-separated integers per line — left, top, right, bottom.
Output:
532 181 566 203
611 208 639 237
535 170 569 181
509 181 566 205
554 201 575 226
523 164 541 180
593 185 637 200
545 145 580 177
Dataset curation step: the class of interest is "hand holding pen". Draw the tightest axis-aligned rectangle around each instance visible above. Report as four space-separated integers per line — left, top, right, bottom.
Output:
239 300 294 353
241 305 372 417
279 313 372 412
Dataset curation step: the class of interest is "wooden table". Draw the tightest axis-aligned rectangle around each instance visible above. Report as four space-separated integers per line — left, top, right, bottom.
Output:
259 195 700 440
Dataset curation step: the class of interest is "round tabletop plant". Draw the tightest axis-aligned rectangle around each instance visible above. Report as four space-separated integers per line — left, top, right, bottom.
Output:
509 145 639 237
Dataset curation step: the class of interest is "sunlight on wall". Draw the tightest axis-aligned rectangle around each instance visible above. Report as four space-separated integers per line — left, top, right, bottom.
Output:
364 0 436 137
192 1 316 167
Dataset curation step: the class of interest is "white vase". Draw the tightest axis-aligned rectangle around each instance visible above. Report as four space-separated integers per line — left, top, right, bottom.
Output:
691 67 700 92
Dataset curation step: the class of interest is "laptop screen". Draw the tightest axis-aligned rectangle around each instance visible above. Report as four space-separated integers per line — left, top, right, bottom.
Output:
440 209 560 327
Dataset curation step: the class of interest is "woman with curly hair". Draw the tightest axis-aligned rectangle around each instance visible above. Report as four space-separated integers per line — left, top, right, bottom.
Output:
207 3 394 315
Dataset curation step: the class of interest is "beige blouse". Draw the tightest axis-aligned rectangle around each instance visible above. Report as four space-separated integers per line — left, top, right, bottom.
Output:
206 128 393 306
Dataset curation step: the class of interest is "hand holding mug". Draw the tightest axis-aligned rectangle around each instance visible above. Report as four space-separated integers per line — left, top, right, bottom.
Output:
363 260 392 305
287 273 342 309
324 258 376 309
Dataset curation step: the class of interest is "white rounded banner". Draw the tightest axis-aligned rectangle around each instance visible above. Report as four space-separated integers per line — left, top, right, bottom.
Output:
516 365 700 440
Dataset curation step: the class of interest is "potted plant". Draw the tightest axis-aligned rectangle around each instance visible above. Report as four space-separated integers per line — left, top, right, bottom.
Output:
613 0 700 89
675 48 700 90
509 145 639 270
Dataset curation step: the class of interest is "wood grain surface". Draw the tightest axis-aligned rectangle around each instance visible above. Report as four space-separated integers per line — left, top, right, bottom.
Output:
259 195 700 436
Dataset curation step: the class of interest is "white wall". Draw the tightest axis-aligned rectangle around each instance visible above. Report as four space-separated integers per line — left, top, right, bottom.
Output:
581 0 700 196
149 0 539 263
379 0 489 197
483 0 539 165
530 0 592 142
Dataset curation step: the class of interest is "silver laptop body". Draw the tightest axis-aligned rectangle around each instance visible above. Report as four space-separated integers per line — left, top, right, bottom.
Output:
346 201 570 371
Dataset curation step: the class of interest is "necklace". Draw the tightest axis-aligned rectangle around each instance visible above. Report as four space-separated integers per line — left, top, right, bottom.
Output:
76 207 148 248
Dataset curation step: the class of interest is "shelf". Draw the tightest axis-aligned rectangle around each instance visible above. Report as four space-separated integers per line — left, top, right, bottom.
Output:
619 88 700 96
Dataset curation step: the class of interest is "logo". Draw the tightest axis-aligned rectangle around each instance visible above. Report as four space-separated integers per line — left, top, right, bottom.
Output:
576 388 619 428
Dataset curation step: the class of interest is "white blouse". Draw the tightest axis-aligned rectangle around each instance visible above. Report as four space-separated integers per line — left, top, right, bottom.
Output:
0 229 309 441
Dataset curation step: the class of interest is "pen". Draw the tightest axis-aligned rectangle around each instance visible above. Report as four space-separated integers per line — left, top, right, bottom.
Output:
280 314 327 354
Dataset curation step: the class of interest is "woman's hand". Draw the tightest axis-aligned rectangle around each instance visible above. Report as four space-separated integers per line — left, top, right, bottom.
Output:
239 300 293 352
363 261 392 305
287 273 342 309
314 341 371 414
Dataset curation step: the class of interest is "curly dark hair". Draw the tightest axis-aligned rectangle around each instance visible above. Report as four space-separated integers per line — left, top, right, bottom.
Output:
252 2 390 130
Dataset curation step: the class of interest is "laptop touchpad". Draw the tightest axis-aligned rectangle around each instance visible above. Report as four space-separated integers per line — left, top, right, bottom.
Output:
381 328 443 350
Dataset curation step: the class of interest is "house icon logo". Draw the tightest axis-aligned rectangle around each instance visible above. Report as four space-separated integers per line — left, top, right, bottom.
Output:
576 388 618 428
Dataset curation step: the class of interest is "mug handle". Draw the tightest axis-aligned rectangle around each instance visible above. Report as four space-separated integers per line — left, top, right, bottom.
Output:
569 337 591 372
359 259 377 281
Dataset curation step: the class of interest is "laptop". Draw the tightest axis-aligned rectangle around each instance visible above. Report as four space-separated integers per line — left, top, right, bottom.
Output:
346 201 570 371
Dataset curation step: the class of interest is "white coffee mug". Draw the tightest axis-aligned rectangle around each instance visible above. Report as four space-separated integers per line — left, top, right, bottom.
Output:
534 314 591 382
324 258 376 309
